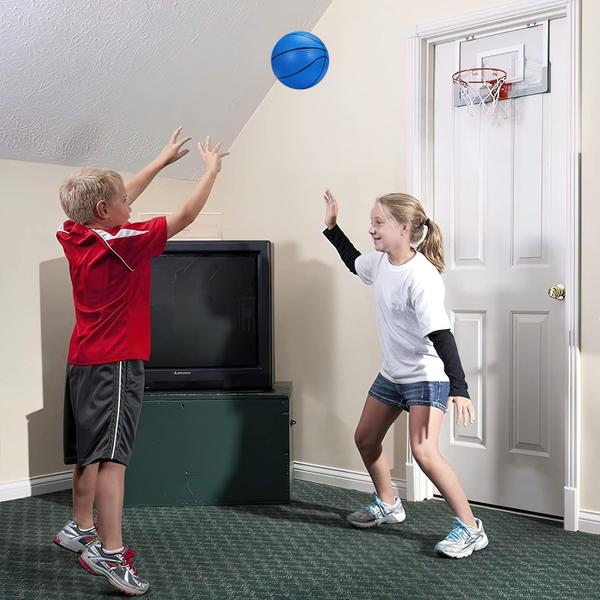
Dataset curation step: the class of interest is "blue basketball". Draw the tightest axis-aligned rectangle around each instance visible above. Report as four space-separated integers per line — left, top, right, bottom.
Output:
271 31 329 90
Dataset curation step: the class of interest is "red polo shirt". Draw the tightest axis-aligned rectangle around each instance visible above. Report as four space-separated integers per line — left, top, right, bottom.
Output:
56 216 167 365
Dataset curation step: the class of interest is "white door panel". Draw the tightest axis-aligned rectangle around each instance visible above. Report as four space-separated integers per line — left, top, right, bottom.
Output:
434 18 567 516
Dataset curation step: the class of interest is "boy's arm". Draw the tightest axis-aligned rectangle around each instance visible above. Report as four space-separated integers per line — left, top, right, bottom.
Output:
125 126 192 204
166 136 229 239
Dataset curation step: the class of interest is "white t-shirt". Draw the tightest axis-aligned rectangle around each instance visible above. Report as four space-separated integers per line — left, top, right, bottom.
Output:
355 250 450 384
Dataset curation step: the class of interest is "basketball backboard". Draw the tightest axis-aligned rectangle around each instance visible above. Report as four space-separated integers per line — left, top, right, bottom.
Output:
453 20 549 107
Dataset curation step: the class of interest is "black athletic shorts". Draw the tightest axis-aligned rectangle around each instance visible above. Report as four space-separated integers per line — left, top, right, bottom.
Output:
63 360 145 467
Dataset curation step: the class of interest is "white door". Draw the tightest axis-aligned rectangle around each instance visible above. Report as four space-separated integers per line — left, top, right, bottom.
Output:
433 18 568 516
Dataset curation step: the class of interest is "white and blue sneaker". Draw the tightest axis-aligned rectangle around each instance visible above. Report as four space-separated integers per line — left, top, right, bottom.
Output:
435 517 489 558
347 493 406 528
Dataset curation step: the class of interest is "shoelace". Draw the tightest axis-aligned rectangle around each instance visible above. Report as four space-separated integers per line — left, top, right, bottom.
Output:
122 547 138 575
446 518 472 542
361 494 386 517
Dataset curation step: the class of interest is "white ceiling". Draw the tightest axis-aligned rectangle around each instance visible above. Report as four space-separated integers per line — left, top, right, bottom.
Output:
0 0 332 179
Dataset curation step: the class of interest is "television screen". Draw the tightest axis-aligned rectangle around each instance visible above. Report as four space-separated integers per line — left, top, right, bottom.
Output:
145 240 272 391
148 253 258 369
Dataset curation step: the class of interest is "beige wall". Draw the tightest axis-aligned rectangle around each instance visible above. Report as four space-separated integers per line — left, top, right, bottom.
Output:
2 0 599 515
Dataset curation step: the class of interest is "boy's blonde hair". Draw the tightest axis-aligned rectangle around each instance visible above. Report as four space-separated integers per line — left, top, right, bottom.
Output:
59 169 123 225
376 193 445 273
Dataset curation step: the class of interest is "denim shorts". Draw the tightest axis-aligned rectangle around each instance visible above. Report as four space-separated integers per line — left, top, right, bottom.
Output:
369 373 450 413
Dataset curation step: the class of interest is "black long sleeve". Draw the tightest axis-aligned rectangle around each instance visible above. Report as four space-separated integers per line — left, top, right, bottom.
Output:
323 224 361 274
428 329 470 399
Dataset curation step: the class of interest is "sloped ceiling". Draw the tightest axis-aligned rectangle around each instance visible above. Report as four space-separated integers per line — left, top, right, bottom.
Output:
0 0 332 179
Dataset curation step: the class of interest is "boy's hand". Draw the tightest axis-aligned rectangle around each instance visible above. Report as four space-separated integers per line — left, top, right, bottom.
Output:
198 136 229 174
156 126 192 168
450 396 475 427
166 136 230 239
125 127 192 204
323 189 338 229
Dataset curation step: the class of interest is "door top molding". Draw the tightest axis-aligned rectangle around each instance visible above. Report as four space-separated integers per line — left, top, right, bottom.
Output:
414 0 570 41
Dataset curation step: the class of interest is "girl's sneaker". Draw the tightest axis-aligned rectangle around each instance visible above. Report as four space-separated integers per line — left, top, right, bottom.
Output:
79 540 149 596
54 520 98 553
347 493 406 528
435 517 489 558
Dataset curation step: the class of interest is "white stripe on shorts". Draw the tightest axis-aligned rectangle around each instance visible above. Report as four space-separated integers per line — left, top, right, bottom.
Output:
110 362 123 460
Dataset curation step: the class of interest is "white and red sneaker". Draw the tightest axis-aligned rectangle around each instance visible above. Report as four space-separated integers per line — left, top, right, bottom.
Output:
54 520 98 553
80 540 149 596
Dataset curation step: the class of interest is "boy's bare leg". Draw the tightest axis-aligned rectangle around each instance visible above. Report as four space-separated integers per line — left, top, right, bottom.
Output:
95 461 126 549
72 463 99 530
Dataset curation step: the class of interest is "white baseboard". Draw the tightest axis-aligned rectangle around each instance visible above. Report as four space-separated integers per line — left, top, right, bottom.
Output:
578 509 600 535
0 471 72 503
564 485 579 531
3 466 596 536
293 463 600 535
293 461 407 499
2 463 403 504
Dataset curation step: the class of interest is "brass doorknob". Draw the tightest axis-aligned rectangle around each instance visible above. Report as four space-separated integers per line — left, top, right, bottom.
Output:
548 284 565 301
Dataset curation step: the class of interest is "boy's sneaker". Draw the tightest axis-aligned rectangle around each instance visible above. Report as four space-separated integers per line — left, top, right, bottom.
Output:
54 520 98 553
79 540 149 596
347 493 406 528
435 517 489 558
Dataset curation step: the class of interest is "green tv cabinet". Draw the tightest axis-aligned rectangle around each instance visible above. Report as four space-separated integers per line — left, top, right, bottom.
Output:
125 383 292 506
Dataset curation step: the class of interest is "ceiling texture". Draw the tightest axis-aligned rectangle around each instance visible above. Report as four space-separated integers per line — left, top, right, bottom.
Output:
0 0 332 179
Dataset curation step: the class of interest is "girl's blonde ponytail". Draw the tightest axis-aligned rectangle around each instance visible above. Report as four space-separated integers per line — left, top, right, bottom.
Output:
417 219 444 273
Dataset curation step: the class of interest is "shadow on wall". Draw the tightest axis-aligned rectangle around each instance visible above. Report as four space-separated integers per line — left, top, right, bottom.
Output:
271 241 347 460
28 258 73 479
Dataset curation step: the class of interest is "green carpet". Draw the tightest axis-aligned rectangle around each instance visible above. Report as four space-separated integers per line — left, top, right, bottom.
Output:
1 480 598 599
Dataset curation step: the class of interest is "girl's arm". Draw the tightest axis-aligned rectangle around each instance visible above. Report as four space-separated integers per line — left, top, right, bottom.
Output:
322 189 361 274
428 329 470 399
323 225 361 274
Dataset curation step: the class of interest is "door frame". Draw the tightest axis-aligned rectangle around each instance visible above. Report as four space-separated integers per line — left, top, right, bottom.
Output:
405 0 581 531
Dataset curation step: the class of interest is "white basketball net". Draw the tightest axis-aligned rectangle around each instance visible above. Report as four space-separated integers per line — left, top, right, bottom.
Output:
452 68 507 114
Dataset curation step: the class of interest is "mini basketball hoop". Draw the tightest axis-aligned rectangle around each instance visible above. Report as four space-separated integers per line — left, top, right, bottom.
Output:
452 67 509 113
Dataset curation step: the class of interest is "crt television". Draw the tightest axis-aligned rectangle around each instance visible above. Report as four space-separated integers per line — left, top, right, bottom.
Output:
145 240 273 391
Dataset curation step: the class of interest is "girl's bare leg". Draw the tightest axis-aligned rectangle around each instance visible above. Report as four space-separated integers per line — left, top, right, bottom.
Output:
354 395 402 504
408 405 476 527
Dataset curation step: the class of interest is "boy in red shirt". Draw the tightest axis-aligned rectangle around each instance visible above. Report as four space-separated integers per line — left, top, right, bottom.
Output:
54 127 228 596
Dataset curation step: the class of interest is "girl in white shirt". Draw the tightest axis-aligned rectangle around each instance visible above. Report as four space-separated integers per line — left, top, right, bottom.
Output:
323 189 488 558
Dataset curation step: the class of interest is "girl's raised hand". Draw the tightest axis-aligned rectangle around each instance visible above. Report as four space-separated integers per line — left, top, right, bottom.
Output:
450 396 476 427
323 189 339 229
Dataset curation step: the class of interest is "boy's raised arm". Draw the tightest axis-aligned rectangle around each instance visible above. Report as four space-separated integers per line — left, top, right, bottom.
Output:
166 136 229 239
125 126 192 204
